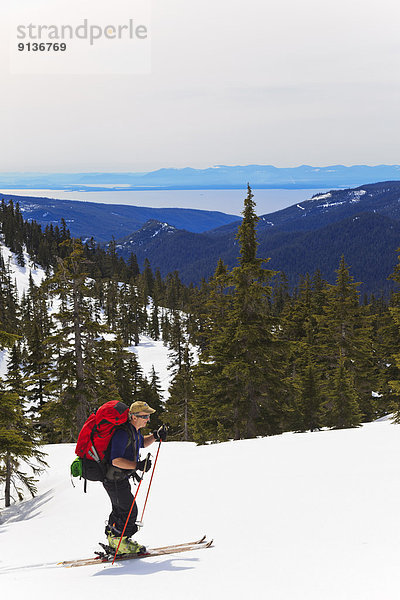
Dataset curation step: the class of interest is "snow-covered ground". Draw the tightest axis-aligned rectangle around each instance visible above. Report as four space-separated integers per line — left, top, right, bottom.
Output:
130 334 171 400
2 420 400 599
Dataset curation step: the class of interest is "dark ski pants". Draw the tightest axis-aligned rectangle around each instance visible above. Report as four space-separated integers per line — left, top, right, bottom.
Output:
103 478 138 539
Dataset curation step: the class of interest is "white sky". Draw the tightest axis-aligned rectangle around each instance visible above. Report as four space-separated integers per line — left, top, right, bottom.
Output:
1 0 400 172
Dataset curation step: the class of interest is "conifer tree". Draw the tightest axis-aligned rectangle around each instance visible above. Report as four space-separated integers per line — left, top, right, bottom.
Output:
165 345 194 440
228 185 284 437
104 238 119 278
193 185 283 442
20 276 53 432
148 303 160 340
127 253 140 280
190 261 233 443
137 366 165 432
16 245 25 268
104 277 120 329
147 366 165 418
0 347 47 506
118 281 147 346
383 251 400 420
7 344 25 400
368 297 391 407
0 258 20 350
185 278 208 352
168 310 185 370
113 350 146 405
1 258 20 336
325 353 362 428
384 304 400 421
311 270 328 315
272 272 290 316
164 271 188 311
291 356 324 432
280 274 325 430
153 269 165 305
45 239 118 438
315 257 371 425
141 258 154 301
160 309 171 344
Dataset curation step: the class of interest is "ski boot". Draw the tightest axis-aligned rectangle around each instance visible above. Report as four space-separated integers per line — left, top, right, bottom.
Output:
107 534 146 555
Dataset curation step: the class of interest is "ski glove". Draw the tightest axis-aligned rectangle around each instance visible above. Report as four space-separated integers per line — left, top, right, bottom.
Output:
136 457 152 472
153 424 168 442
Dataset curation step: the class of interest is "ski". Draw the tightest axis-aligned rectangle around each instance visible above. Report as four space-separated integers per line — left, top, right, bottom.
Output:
133 534 207 553
59 536 212 568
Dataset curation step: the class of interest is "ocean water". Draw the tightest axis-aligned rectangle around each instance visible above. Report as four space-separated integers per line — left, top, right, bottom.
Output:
0 188 328 216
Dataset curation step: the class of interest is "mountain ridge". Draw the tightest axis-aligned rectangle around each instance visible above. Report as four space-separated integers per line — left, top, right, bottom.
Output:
114 181 400 294
1 164 400 190
0 193 238 242
208 180 400 235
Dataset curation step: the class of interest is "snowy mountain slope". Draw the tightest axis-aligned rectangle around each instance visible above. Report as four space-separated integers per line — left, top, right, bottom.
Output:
2 420 400 599
0 243 47 378
209 180 400 235
0 241 174 393
0 243 46 299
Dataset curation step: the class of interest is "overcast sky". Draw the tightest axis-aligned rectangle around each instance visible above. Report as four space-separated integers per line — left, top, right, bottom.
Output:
1 0 400 172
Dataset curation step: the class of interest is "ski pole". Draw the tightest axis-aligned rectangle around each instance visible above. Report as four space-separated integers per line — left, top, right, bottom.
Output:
139 439 162 524
112 453 150 565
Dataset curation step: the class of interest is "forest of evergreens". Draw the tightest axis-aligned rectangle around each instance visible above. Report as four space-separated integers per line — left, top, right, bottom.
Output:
1 188 400 505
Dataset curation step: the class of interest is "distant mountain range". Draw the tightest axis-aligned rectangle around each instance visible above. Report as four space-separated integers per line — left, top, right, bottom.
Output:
114 181 400 295
1 164 400 190
3 181 400 295
0 194 238 241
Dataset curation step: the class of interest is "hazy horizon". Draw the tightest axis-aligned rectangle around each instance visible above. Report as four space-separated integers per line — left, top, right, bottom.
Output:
1 0 399 171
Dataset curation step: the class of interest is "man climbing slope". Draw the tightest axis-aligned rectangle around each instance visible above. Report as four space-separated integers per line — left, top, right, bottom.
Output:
103 400 167 554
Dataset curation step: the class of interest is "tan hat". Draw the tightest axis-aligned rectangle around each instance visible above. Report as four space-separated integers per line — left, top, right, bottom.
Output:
129 401 156 416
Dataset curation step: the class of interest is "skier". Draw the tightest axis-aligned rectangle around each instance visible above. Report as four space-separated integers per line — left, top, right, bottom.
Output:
103 400 168 554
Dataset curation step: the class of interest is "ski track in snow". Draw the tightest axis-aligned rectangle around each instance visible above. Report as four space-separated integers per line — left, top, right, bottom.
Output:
2 421 400 599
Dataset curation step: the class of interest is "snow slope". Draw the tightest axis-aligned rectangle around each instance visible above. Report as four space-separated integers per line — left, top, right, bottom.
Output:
0 244 46 379
1 244 46 299
2 420 400 599
130 334 171 400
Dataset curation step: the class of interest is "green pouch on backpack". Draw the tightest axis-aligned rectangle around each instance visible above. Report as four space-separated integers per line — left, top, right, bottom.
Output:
70 456 83 478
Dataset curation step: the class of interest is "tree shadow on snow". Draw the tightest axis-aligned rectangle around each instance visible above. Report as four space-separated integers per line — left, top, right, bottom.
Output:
0 489 53 527
93 556 199 577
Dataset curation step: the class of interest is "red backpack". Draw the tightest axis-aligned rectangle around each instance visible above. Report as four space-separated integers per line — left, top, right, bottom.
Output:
73 400 130 489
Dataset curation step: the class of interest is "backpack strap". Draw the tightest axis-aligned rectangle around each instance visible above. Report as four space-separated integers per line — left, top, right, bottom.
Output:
118 422 138 458
88 424 101 463
103 423 143 483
